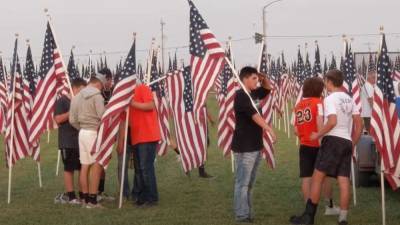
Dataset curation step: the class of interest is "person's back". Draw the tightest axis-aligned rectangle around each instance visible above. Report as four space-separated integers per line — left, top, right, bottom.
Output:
324 91 357 141
70 86 105 131
294 97 323 147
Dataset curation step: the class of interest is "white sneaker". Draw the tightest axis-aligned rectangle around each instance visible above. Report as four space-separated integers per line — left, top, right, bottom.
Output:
68 198 82 205
54 193 69 204
324 205 340 216
97 193 115 202
85 202 104 209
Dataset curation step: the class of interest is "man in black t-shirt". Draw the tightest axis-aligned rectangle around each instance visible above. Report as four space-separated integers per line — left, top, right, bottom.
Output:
54 78 87 204
231 66 276 223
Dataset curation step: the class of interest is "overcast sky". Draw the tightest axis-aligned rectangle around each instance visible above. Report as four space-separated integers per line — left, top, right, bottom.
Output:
1 0 399 70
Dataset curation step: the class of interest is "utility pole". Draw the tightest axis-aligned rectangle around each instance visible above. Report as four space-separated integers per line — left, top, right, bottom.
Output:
262 0 283 57
161 18 166 74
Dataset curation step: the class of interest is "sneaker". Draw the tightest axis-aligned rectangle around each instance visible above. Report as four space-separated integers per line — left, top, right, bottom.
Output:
176 155 181 162
54 193 69 204
338 220 348 225
325 205 340 216
85 202 104 209
97 193 115 202
134 200 147 208
68 198 82 205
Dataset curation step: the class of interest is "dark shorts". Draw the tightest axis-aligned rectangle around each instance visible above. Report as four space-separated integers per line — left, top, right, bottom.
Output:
61 148 81 172
299 145 319 178
315 136 353 178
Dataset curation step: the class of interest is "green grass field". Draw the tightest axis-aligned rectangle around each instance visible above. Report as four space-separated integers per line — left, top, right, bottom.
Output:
0 97 399 225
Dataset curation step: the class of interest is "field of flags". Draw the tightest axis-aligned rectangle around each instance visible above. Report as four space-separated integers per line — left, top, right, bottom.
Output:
0 1 400 223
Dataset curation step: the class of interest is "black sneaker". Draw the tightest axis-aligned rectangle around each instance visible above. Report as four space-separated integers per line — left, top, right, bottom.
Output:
338 221 348 225
199 172 214 179
289 214 314 225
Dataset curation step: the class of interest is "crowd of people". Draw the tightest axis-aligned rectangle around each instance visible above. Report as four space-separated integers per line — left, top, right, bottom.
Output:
51 65 400 225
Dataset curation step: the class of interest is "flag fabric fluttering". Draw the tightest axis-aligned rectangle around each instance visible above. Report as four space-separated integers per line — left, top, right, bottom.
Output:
0 55 7 133
392 56 400 82
188 0 224 123
5 38 31 166
217 43 237 157
370 33 400 189
343 42 361 112
23 44 41 161
313 43 322 77
258 44 276 168
67 48 80 81
91 37 137 168
29 22 69 155
168 66 207 172
149 49 171 156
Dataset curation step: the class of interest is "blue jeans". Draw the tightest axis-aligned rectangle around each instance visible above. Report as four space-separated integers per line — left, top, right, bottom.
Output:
233 151 261 220
117 145 133 198
133 142 159 203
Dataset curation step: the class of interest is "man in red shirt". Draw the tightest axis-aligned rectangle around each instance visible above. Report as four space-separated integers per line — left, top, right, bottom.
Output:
129 83 161 207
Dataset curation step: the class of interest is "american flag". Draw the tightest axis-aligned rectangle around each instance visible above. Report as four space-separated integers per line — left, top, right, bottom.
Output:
92 38 137 168
258 44 276 168
29 22 68 154
304 53 312 80
5 38 30 166
277 52 290 116
217 44 237 156
313 44 322 77
149 49 171 156
173 51 178 70
188 0 224 123
67 48 80 80
323 57 328 75
23 44 40 161
329 54 337 70
392 56 400 81
168 66 207 172
294 48 305 106
370 34 400 189
0 55 7 133
343 43 361 111
368 53 376 73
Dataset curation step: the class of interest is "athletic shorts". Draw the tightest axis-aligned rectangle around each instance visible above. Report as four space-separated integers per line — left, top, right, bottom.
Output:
299 145 319 178
314 136 353 178
78 129 97 165
61 148 81 172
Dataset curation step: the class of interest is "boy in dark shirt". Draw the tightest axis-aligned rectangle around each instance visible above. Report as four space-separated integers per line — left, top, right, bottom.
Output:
231 66 276 223
54 78 86 204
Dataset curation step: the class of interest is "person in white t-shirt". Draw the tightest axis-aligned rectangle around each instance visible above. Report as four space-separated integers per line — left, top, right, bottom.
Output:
290 70 363 225
360 71 376 132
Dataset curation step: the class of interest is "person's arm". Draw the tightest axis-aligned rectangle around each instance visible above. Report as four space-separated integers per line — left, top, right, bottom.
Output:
69 99 80 130
310 114 337 140
130 100 155 111
54 113 69 125
130 85 156 111
116 120 126 155
258 73 273 90
95 95 106 118
252 113 276 142
352 114 363 147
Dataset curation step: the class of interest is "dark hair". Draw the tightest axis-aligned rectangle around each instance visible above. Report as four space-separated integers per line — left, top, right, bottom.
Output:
302 77 324 98
71 78 87 88
239 66 258 81
324 69 344 87
98 68 112 79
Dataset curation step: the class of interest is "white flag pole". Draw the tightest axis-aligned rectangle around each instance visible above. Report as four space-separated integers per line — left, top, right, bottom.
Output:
227 37 235 174
351 158 357 206
286 101 290 139
7 34 19 204
37 162 43 188
118 107 130 209
380 158 386 225
56 150 61 176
